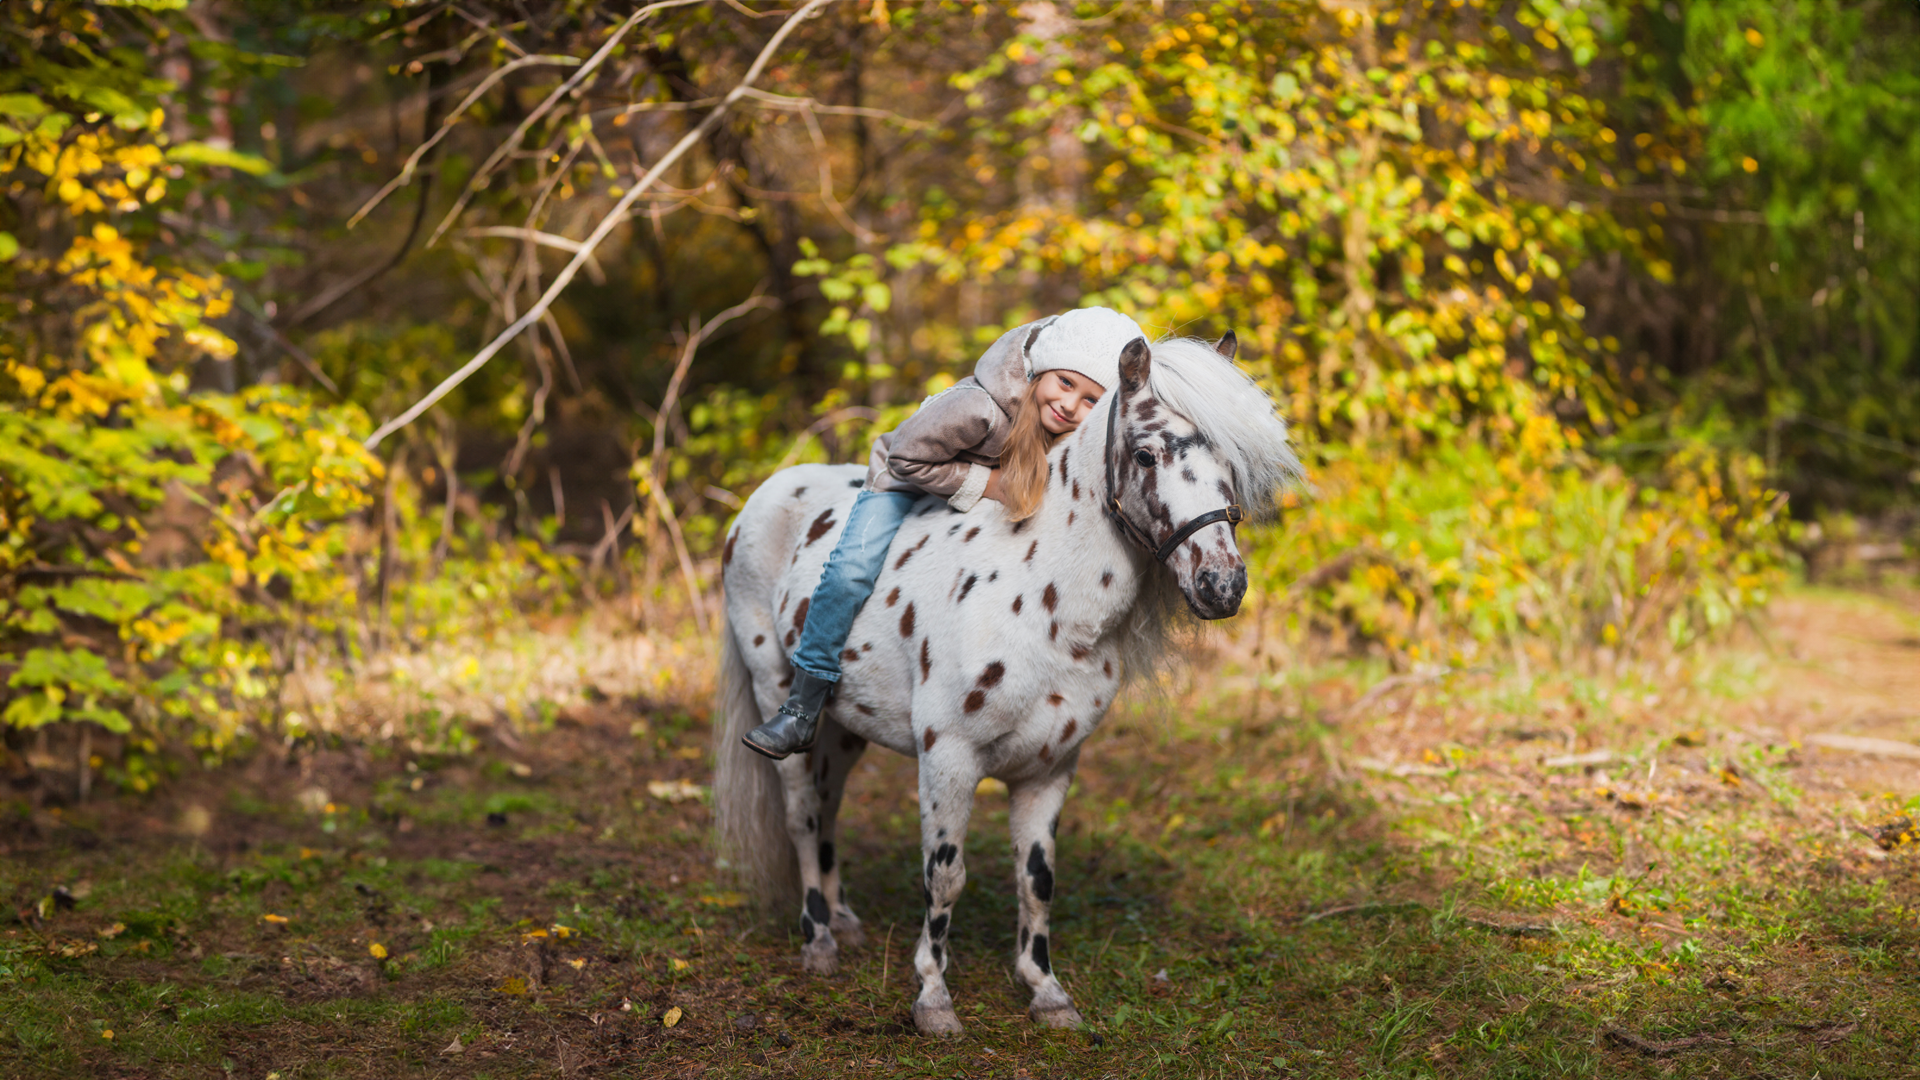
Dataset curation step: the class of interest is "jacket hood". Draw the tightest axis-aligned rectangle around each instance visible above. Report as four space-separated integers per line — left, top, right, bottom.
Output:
969 318 1054 416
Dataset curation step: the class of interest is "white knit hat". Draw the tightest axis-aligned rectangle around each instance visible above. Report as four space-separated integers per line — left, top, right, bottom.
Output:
1023 306 1146 393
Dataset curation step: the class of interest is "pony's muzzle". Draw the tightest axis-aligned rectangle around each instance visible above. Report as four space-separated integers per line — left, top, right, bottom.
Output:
1190 564 1248 619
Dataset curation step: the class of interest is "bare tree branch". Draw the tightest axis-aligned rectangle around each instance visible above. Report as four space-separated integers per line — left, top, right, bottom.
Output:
363 0 831 451
425 0 709 249
460 226 607 284
347 53 584 229
643 289 776 638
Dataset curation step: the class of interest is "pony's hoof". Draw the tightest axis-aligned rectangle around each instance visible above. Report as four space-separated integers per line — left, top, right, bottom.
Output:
1029 1002 1084 1029
829 917 866 950
800 942 839 975
913 1002 964 1037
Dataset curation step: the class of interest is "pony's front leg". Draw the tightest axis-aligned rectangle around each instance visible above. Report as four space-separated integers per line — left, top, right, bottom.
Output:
910 743 979 1037
1009 752 1084 1028
775 728 862 975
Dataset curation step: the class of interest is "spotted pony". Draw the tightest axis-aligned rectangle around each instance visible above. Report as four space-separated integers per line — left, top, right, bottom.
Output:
713 334 1300 1036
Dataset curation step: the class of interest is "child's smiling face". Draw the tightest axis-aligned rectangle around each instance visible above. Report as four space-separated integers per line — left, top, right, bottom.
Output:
1034 370 1107 435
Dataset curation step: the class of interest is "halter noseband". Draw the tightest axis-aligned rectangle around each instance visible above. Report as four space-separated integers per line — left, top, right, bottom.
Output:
1101 381 1243 565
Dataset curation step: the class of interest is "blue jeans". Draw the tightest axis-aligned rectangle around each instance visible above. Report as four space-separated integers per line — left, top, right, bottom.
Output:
790 490 919 684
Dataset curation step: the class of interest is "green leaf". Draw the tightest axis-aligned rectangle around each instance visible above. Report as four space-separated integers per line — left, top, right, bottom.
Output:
0 93 50 120
9 647 127 698
0 232 17 262
69 705 132 734
165 141 274 176
3 692 62 730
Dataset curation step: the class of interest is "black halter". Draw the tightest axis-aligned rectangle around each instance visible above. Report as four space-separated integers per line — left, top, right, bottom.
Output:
1101 386 1243 565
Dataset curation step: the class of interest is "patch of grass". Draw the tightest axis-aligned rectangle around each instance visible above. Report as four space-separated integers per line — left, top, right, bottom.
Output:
3 589 1917 1077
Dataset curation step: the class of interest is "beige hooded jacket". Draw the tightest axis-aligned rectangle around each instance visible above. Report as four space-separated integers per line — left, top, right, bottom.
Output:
863 319 1037 511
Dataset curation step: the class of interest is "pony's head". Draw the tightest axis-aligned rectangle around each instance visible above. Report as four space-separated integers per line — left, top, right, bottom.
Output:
1102 333 1301 620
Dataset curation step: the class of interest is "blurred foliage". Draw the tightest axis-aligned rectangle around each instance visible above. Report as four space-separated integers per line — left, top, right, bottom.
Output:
1595 0 1920 510
1249 436 1785 667
10 0 1908 791
0 2 569 790
0 3 367 774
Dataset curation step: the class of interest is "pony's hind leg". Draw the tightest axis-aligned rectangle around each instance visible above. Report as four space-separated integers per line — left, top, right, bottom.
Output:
1008 754 1084 1028
813 720 868 948
775 729 860 975
910 744 979 1037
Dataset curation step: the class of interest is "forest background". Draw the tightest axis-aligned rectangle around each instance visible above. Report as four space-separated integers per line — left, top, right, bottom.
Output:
1 0 1916 793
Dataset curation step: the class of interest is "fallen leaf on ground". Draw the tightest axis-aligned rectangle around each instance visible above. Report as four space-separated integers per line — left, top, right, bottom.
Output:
261 914 288 925
662 1006 683 1028
440 1036 463 1055
97 922 126 940
497 976 528 995
1866 816 1917 851
699 892 747 907
368 942 387 959
646 779 705 804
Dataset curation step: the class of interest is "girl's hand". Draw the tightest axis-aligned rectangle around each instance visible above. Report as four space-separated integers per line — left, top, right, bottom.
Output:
983 468 1005 503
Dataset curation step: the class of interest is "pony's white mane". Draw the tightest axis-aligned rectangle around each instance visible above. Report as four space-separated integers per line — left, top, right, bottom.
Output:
1072 335 1302 688
1144 337 1303 520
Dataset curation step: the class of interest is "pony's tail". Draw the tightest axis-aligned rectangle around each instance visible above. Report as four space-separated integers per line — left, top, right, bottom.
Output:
712 616 799 911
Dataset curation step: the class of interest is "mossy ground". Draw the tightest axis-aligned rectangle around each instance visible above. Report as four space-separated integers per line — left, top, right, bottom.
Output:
4 587 1918 1079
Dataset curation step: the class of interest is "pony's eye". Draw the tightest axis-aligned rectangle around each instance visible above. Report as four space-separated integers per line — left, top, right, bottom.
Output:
1133 449 1155 467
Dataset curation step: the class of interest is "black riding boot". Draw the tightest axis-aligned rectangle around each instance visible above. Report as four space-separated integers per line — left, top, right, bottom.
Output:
741 670 836 761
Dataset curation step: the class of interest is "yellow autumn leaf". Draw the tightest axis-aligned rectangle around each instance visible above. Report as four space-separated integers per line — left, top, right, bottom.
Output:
261 914 288 925
662 1006 683 1028
669 957 690 972
369 942 388 959
699 892 747 908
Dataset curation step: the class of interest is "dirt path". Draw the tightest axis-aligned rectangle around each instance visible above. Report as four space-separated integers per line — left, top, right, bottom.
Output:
1761 589 1920 791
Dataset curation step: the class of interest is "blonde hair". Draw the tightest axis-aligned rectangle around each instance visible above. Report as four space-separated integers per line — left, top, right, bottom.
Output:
1000 379 1059 522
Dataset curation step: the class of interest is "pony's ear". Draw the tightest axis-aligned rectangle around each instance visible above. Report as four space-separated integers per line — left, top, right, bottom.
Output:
1212 331 1238 360
1118 336 1151 391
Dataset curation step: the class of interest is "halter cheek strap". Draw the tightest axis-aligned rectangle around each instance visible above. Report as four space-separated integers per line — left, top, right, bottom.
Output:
1101 386 1244 565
